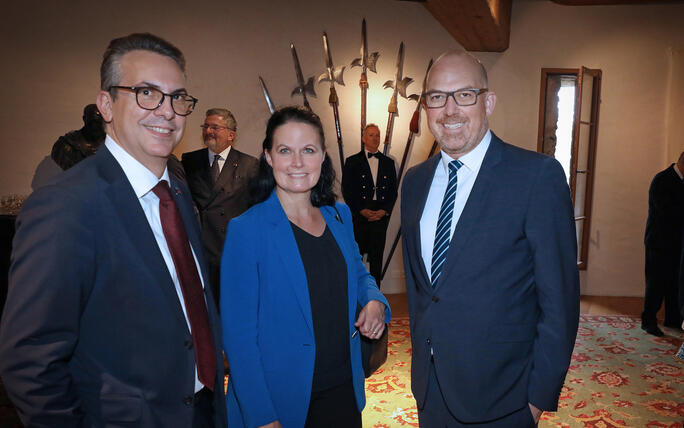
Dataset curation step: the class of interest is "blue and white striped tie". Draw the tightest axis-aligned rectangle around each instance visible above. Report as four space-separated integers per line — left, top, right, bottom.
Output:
431 159 463 287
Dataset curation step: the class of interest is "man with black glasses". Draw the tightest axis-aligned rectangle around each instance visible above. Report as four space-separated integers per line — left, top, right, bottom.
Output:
400 50 579 427
182 109 258 305
0 33 227 428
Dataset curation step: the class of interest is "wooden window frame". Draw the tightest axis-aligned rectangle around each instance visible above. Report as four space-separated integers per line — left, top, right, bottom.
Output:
537 67 602 270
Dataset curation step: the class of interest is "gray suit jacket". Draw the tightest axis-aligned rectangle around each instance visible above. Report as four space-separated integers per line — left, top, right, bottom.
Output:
181 147 258 301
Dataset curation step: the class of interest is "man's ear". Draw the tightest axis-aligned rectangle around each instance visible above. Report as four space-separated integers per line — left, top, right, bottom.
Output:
96 90 113 123
484 91 497 117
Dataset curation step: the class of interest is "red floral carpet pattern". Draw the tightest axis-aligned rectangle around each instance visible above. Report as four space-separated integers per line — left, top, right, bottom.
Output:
362 315 684 427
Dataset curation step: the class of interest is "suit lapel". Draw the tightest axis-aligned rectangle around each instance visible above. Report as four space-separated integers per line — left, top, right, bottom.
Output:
98 148 189 330
213 148 240 193
436 135 504 291
170 176 209 286
408 155 441 291
263 192 314 334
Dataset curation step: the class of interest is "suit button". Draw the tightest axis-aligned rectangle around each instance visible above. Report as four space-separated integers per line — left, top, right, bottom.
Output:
183 395 194 406
362 185 366 189
361 174 366 178
426 338 431 345
184 339 193 349
362 196 366 200
432 296 439 302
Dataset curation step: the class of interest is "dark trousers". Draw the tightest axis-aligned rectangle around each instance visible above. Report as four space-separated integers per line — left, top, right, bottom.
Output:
305 379 361 428
193 387 215 428
418 361 536 428
642 248 682 327
352 211 389 286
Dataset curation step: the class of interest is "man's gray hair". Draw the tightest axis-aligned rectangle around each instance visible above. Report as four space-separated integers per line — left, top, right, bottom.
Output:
206 108 237 131
363 123 380 134
101 33 185 96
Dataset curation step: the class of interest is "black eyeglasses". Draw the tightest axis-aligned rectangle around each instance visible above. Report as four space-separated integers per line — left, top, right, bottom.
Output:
423 88 488 108
109 86 198 116
200 124 234 132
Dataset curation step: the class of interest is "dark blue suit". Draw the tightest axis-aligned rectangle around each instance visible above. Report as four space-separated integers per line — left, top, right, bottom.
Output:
220 191 390 428
401 133 579 424
0 147 227 427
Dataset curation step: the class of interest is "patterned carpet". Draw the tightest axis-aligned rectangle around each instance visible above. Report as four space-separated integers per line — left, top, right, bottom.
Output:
362 315 684 428
1 316 681 427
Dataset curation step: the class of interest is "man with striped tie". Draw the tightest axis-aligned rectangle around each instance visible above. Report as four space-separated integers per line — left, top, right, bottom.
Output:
400 51 579 427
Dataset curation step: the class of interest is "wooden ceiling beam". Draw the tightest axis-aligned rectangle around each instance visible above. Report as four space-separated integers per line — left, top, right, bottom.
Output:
422 0 512 52
551 0 684 5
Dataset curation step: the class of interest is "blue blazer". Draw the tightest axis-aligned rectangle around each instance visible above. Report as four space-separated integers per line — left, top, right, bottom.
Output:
0 147 227 427
220 191 390 428
401 133 579 423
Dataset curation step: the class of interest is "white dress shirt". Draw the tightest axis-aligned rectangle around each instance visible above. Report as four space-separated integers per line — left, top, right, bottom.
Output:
105 135 205 392
365 149 379 200
208 146 231 174
420 131 491 280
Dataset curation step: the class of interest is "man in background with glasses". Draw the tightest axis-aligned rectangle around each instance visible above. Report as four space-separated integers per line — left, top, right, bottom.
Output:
0 33 227 428
400 50 579 427
181 109 258 306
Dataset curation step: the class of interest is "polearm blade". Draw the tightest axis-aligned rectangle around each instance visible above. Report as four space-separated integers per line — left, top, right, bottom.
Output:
318 32 345 168
258 76 276 114
397 58 433 181
351 18 379 147
380 59 432 280
290 43 316 110
381 42 414 156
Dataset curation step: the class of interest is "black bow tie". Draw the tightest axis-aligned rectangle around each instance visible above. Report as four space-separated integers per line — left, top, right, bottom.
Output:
367 152 380 159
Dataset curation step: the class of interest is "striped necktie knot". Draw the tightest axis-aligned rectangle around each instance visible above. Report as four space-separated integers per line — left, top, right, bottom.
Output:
431 159 463 287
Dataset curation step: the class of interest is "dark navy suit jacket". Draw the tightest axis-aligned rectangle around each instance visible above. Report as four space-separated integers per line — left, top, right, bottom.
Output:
0 147 227 427
401 133 579 422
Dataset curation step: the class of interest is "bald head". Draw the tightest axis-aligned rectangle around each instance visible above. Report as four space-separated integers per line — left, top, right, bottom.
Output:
428 50 488 90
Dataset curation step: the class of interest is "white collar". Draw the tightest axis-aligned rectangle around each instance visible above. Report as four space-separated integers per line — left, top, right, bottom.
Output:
439 129 491 174
208 146 231 162
104 134 170 198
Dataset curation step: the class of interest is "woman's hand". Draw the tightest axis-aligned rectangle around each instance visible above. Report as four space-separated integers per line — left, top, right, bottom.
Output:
258 421 282 428
355 300 386 339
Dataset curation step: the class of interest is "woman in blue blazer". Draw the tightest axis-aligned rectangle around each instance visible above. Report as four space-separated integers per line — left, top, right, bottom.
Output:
220 106 390 428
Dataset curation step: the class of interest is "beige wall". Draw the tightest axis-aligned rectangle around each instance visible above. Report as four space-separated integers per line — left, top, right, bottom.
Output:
477 1 684 296
1 0 683 295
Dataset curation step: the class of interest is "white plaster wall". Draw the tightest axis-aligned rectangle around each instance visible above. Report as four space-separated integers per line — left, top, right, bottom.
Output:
477 1 684 296
1 0 683 295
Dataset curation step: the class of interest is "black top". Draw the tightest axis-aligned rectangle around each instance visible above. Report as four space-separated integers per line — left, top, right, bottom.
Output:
290 222 351 392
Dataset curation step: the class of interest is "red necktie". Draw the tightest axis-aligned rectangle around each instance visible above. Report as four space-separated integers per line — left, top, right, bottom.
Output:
152 180 217 391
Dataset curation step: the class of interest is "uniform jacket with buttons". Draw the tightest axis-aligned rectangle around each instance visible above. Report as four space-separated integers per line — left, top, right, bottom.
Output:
181 147 258 270
342 150 398 216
